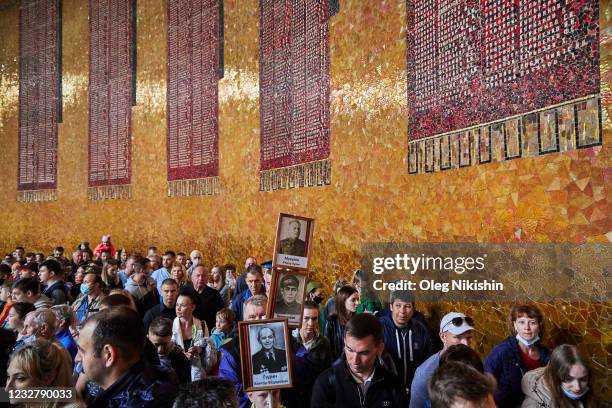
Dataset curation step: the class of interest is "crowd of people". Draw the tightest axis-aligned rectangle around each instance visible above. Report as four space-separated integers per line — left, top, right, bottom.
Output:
0 236 602 407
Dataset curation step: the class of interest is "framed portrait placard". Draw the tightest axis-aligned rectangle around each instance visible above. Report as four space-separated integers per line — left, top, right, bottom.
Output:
273 213 314 271
239 318 293 391
267 268 308 327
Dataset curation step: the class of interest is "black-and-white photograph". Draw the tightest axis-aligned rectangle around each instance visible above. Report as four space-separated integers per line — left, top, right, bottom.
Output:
268 268 307 327
273 213 314 270
239 319 293 391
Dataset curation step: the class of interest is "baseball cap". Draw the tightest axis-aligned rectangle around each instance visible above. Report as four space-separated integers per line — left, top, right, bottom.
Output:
306 281 322 294
440 312 474 335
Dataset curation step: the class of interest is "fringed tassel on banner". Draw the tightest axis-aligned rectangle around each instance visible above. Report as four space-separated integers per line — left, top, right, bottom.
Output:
167 177 220 197
88 185 132 201
259 159 331 192
17 189 57 203
407 95 602 175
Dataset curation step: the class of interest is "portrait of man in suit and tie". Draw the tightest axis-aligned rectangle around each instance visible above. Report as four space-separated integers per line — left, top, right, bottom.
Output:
241 319 292 390
251 326 288 375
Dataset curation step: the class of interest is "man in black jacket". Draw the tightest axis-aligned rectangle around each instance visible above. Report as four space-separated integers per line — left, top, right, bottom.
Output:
311 313 408 408
78 306 177 407
184 265 224 332
143 278 179 330
281 301 332 408
148 316 191 384
39 258 68 305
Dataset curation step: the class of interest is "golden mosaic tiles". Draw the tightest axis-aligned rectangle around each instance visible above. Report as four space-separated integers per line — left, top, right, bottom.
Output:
0 0 610 402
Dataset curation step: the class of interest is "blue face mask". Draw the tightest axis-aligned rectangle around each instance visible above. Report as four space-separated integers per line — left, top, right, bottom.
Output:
80 284 90 296
562 386 589 400
516 334 540 346
21 334 36 346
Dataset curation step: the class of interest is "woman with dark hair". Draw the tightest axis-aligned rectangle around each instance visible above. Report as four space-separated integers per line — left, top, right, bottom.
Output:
101 259 123 290
70 266 86 301
7 302 36 352
522 344 593 408
484 303 551 408
324 285 359 360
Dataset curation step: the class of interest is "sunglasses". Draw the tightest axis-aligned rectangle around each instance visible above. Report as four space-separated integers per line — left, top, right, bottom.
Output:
443 316 474 331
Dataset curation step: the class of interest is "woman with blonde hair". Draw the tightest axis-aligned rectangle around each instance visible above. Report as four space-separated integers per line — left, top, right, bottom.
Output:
522 344 594 408
5 338 81 407
208 265 231 306
170 262 189 288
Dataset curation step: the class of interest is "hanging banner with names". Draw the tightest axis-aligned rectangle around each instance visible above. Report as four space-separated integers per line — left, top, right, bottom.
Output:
88 0 136 200
166 0 223 197
259 0 336 191
18 0 62 202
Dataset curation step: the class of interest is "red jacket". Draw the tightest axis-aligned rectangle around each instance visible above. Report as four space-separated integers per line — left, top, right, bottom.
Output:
93 243 116 257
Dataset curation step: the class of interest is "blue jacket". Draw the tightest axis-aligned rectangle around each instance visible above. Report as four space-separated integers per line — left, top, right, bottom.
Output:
230 288 264 323
379 315 433 391
484 336 550 408
56 327 78 362
281 332 332 408
219 337 249 408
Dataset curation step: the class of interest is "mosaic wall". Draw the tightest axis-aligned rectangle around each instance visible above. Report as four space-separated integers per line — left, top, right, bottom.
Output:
17 0 61 202
0 0 610 402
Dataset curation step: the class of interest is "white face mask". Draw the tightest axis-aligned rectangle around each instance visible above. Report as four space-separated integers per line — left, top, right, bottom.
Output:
516 334 540 346
191 259 200 267
562 385 589 400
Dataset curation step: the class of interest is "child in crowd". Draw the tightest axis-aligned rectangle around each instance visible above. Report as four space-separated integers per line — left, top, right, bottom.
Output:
210 308 235 348
248 389 284 408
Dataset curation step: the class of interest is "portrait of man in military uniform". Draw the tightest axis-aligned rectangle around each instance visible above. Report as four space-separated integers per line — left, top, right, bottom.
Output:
273 273 303 317
278 219 306 257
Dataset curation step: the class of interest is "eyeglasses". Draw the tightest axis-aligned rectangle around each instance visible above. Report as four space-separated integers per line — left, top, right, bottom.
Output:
442 316 474 331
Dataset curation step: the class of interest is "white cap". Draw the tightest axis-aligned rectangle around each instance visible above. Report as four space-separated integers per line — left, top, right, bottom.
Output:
440 312 474 335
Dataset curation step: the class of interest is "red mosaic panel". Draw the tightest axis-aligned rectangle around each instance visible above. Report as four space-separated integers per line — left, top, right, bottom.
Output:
18 0 61 191
88 0 135 187
167 0 221 181
407 0 600 140
259 0 331 171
